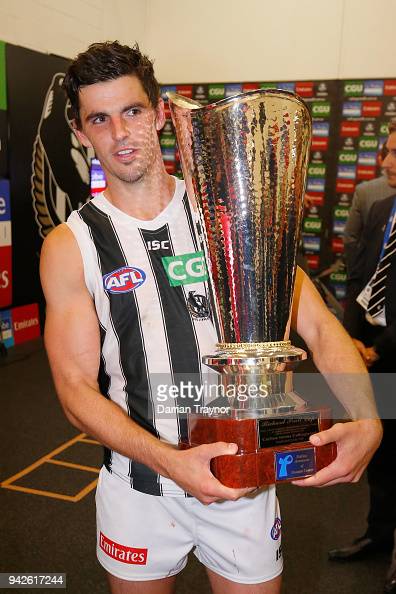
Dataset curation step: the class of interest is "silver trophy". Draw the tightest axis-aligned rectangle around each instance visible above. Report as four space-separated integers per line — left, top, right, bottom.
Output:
168 89 336 487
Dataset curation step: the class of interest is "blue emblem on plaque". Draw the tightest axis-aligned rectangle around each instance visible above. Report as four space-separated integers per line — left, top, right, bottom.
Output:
278 454 293 478
275 448 316 481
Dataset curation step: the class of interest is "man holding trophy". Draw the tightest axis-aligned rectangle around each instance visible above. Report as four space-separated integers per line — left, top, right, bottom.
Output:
40 41 382 594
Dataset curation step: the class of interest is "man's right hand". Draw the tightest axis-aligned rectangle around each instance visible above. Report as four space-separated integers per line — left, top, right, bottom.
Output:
164 442 255 505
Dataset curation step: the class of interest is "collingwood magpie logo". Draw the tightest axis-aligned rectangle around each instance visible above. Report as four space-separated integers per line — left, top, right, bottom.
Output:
31 73 93 238
187 291 210 320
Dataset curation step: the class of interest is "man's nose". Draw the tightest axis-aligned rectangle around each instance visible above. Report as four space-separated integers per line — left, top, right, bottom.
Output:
111 117 128 141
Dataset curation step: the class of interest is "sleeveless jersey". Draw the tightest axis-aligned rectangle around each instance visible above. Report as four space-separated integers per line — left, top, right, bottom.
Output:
67 178 218 496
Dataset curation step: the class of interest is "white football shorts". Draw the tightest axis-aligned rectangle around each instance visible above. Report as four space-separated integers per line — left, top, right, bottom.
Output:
96 467 283 584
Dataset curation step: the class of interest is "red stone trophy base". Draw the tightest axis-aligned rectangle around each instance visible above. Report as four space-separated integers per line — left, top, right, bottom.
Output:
180 407 337 488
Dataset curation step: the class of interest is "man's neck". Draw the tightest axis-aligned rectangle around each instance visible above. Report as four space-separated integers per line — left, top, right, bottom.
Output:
103 165 176 221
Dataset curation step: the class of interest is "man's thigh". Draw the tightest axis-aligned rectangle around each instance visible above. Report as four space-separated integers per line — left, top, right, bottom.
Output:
206 569 282 594
96 468 194 582
107 573 176 594
192 487 283 586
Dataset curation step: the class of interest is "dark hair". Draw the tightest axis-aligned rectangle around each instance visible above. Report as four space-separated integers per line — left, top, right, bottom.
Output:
63 41 160 126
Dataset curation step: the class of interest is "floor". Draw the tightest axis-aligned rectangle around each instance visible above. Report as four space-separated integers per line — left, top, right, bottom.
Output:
0 338 391 593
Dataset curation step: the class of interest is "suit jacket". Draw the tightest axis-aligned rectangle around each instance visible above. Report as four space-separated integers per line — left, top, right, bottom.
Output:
344 194 396 359
344 176 395 274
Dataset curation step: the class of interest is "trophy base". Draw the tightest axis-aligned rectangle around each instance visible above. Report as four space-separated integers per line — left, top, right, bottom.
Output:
180 407 337 487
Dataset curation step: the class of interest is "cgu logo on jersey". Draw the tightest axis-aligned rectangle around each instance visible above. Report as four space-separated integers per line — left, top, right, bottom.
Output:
162 251 208 287
103 266 146 293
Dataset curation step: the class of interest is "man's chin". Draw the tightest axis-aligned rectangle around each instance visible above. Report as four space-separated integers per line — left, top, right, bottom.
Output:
112 167 145 184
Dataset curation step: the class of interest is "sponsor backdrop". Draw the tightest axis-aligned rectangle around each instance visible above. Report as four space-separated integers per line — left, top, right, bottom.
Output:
5 42 91 314
0 40 7 180
0 41 11 312
159 79 396 302
0 179 12 308
329 79 396 299
0 38 395 336
0 303 40 348
0 109 8 179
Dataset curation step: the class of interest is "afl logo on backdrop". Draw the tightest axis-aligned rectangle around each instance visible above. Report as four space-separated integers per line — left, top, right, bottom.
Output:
103 267 146 294
31 73 92 238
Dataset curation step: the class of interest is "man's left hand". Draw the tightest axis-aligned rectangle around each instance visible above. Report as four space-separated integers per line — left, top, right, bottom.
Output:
365 346 380 367
291 419 383 488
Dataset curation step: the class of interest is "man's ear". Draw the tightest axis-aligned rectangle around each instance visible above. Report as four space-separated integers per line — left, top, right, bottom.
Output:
155 98 166 132
72 120 93 149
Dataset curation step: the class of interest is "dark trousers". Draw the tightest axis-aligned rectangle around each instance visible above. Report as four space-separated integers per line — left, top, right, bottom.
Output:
366 419 396 543
361 322 396 543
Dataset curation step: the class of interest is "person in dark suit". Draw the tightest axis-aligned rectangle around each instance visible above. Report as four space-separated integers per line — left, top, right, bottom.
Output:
343 146 395 277
329 123 396 594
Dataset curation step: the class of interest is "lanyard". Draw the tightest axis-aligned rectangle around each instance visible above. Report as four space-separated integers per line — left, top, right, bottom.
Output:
379 196 396 259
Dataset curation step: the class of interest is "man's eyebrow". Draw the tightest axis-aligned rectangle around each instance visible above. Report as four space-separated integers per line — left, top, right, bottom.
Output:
84 103 148 123
121 102 147 113
85 110 107 123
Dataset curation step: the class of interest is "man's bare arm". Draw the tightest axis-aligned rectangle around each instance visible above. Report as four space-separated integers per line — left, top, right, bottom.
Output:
290 268 382 487
40 224 251 504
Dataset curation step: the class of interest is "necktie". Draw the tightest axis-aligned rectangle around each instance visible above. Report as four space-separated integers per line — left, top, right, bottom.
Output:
366 209 396 320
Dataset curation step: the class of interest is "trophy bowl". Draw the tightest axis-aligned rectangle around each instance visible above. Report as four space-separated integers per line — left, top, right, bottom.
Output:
168 89 337 487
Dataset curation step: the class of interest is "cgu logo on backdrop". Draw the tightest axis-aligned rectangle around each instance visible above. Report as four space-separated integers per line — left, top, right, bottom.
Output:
162 251 208 287
103 267 146 294
31 73 93 238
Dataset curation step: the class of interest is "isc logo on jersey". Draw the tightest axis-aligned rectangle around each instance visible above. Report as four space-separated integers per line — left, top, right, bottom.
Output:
103 266 146 293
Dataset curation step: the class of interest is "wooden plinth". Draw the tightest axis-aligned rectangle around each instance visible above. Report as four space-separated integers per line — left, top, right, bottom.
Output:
181 408 337 487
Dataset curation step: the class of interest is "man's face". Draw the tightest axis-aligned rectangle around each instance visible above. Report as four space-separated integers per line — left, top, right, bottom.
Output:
75 75 164 185
382 131 396 188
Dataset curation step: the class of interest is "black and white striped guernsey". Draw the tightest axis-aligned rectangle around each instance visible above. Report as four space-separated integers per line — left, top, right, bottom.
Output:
67 178 218 496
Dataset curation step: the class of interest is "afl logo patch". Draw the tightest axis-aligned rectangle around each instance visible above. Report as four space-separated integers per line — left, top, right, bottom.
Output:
270 518 282 541
103 266 146 293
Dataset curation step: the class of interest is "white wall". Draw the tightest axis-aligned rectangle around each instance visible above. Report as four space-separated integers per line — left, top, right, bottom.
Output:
0 0 146 58
339 0 395 78
147 0 396 83
146 0 346 83
0 0 394 81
